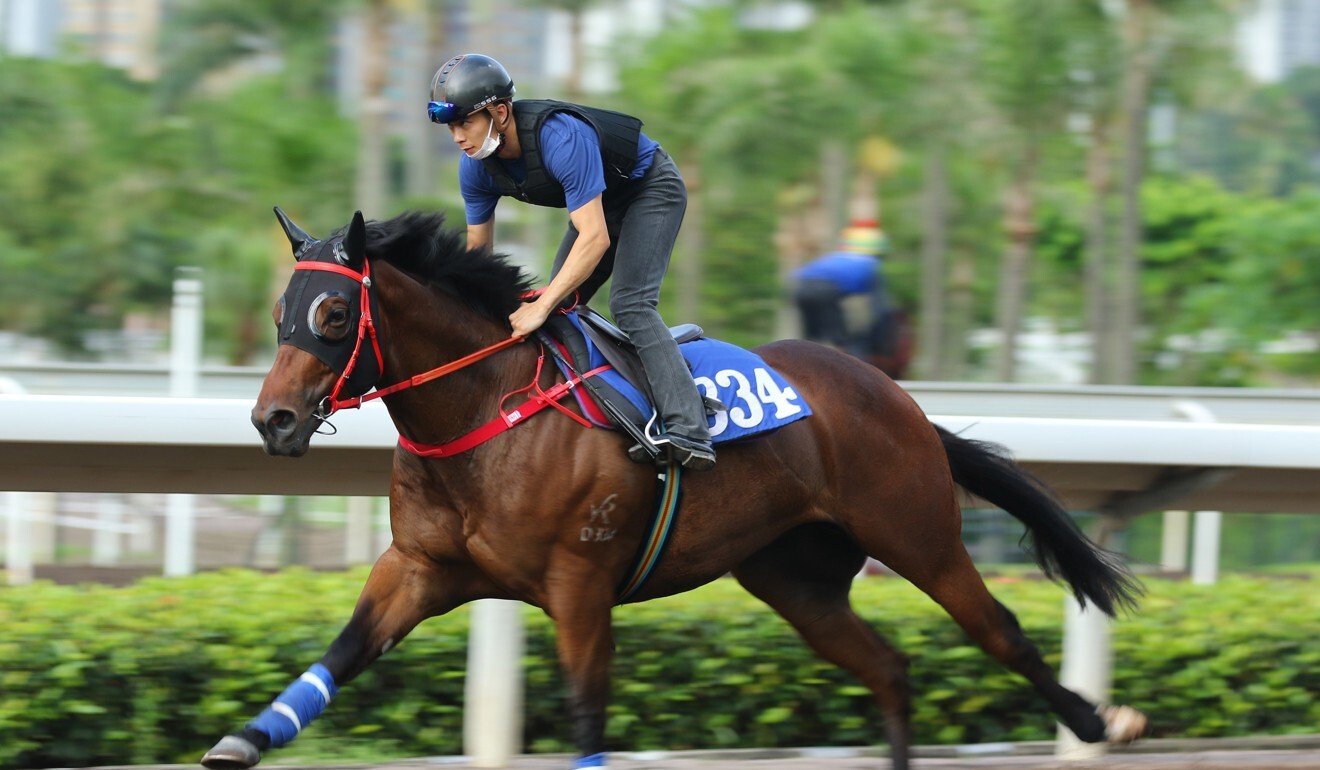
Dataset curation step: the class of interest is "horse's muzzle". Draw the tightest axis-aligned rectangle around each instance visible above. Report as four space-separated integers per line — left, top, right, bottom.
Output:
252 405 313 457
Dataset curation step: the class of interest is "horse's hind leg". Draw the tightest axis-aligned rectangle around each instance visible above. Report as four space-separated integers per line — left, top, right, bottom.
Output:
201 546 491 769
733 524 914 770
875 511 1136 745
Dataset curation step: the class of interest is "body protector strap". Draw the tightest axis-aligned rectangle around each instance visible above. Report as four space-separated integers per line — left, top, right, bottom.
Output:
481 99 643 208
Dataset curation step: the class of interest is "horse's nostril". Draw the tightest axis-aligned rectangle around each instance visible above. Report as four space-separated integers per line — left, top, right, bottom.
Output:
267 409 298 436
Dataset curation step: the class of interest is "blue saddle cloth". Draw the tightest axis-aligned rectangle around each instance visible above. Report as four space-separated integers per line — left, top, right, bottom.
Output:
547 310 812 443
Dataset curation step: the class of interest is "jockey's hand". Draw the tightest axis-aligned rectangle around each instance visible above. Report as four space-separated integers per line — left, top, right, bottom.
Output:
509 297 553 339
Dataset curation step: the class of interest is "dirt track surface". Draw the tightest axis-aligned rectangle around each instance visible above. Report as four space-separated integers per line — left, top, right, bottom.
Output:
594 751 1320 769
226 750 1320 770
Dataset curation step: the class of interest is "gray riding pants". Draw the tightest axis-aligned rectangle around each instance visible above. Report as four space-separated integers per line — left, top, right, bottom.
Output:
550 149 710 442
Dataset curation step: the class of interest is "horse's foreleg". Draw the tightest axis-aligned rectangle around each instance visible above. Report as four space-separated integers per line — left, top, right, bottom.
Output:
201 546 480 769
548 586 616 769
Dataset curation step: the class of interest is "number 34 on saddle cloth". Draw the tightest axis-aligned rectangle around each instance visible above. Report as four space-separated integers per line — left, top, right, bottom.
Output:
541 308 813 444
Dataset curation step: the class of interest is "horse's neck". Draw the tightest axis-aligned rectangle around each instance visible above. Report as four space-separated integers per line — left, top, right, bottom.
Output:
373 262 538 443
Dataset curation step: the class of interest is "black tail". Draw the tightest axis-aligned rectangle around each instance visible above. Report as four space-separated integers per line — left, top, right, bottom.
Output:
935 424 1141 616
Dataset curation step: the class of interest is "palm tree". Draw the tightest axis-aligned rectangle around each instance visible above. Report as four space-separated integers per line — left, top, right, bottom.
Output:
1105 0 1237 383
157 0 348 106
354 0 392 215
977 0 1073 381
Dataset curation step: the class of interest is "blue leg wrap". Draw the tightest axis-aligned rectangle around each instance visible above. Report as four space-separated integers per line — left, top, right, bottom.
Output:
573 753 608 768
247 663 338 748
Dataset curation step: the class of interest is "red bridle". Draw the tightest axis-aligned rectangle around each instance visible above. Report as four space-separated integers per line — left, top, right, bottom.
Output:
289 259 604 458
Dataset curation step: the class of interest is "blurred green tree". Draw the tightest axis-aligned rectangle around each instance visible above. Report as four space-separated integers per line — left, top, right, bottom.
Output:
973 0 1075 381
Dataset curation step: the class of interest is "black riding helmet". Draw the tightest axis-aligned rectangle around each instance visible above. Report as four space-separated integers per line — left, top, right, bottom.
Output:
428 54 515 124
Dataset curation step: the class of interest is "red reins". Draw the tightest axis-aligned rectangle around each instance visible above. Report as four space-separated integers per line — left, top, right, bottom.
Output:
291 259 602 457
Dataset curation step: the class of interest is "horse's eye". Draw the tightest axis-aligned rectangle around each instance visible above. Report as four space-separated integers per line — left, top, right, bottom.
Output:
274 296 286 327
308 291 351 341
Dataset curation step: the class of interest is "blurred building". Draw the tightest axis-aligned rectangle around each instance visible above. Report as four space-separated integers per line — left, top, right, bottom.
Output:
1238 0 1320 83
60 0 164 80
336 0 551 142
333 0 810 139
337 0 554 192
0 0 62 58
0 0 163 77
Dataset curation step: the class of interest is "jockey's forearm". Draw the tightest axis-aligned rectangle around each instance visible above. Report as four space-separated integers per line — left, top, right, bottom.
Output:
542 230 609 306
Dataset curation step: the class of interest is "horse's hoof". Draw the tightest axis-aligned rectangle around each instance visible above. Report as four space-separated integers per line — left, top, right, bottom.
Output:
1101 704 1148 744
201 735 261 770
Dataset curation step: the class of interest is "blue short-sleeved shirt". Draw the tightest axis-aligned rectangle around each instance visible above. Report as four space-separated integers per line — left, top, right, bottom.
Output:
460 111 660 225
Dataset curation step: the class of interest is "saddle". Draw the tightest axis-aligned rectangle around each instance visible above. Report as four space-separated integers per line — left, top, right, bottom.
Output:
542 306 705 434
540 307 812 447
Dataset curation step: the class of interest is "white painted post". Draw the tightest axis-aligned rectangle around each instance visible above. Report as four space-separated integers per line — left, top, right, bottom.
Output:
164 495 196 577
344 497 373 565
1172 401 1222 585
5 491 33 586
1055 597 1113 759
170 267 203 398
374 497 392 558
1191 510 1222 585
128 494 156 555
165 268 202 577
28 492 56 565
1160 510 1190 572
1 378 35 585
463 599 525 767
92 494 124 566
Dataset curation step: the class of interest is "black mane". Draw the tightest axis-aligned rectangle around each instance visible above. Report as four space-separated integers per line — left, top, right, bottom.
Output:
342 211 533 322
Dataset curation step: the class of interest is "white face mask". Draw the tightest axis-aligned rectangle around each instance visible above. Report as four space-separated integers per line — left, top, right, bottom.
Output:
466 117 503 160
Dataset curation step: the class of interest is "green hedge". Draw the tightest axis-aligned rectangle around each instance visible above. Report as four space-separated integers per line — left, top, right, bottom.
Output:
0 570 1316 768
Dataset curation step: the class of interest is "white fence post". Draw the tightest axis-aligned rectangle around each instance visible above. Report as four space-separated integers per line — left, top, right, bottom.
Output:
374 497 392 558
128 494 156 555
464 599 525 767
1159 510 1190 572
165 267 202 577
1055 597 1113 759
5 491 33 586
92 494 124 566
1191 510 1223 585
344 497 374 565
1172 401 1222 585
1 378 34 585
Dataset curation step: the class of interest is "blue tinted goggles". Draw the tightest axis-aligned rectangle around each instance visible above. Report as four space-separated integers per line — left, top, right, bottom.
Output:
427 101 467 124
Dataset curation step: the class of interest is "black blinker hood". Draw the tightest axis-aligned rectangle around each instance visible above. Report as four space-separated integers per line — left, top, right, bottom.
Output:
278 237 382 398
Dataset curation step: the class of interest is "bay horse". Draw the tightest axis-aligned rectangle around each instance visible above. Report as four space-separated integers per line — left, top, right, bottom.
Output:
202 209 1146 770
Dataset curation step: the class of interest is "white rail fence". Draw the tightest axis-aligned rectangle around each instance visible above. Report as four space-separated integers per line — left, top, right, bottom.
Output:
6 274 1320 764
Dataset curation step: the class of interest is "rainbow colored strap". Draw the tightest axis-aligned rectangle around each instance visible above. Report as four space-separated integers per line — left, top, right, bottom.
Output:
617 463 683 602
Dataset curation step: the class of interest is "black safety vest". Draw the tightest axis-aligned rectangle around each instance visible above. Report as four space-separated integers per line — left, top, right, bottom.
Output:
480 99 644 208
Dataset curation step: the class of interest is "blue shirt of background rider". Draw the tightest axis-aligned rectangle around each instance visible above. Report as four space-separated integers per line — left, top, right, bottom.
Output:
460 112 661 225
793 251 883 296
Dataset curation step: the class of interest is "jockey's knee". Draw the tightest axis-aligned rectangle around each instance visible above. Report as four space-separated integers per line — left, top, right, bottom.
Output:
608 299 660 330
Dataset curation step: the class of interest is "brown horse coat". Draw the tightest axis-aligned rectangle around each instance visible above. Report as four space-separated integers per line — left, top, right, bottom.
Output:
205 211 1144 770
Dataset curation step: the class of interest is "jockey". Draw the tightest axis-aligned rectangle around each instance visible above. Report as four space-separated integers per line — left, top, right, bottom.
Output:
428 53 715 471
792 220 895 357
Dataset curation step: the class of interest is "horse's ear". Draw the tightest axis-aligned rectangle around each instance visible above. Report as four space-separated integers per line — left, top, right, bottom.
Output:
343 210 366 267
274 206 316 259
